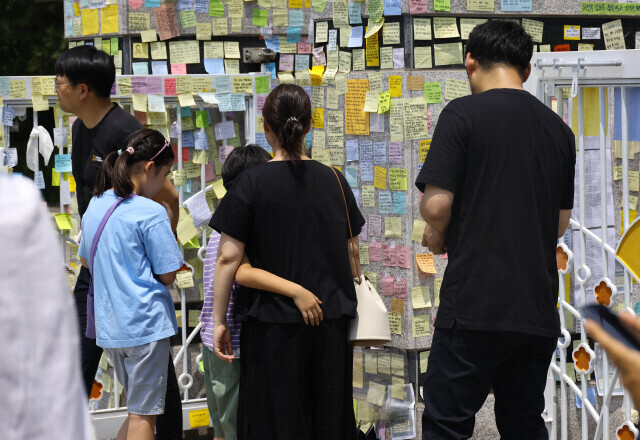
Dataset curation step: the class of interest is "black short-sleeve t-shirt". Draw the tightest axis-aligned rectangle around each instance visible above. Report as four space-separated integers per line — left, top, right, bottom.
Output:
210 160 365 324
415 88 576 338
72 104 142 218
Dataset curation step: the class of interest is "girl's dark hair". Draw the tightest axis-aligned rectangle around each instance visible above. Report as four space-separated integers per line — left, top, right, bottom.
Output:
221 144 272 190
261 84 311 166
94 129 174 198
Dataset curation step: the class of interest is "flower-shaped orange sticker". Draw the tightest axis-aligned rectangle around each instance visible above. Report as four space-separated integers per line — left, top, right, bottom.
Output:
617 422 638 440
572 343 595 375
594 279 617 306
89 379 103 401
556 243 573 274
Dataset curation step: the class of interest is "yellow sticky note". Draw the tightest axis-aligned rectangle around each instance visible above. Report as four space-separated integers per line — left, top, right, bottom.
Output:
445 78 469 100
224 41 241 59
10 80 26 99
389 312 402 335
578 43 594 51
101 4 119 34
419 351 429 373
391 377 405 400
212 179 227 199
32 95 50 112
312 107 324 129
383 22 401 45
384 217 402 238
412 286 432 309
196 22 212 40
378 91 391 114
365 352 378 374
434 277 442 306
178 94 196 108
133 43 149 59
416 253 436 274
353 352 364 388
189 409 210 428
564 25 580 40
433 17 459 39
141 29 157 43
309 65 325 86
630 170 640 192
522 18 544 43
377 353 391 375
40 77 56 96
389 168 407 190
414 46 433 69
176 269 195 289
460 18 487 40
413 316 430 337
81 8 99 35
366 381 386 407
414 18 432 40
177 208 199 245
55 213 74 230
412 219 427 242
188 310 201 327
389 76 402 98
434 42 463 66
374 166 387 189
391 353 404 376
602 19 626 50
68 174 76 193
466 0 493 11
132 94 148 113
366 27 380 67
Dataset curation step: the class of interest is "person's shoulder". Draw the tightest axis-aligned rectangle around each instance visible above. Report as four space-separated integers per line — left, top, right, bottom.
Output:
123 196 167 224
109 104 143 130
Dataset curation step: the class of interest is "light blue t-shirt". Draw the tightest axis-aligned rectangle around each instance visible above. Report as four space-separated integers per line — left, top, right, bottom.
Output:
79 190 183 349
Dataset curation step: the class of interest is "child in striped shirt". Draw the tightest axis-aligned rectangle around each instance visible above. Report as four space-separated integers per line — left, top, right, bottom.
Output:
200 145 322 440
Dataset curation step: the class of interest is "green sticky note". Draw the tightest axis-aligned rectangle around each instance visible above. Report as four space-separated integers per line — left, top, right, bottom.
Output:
313 0 328 12
180 10 197 28
110 37 119 54
195 110 209 128
433 0 451 11
424 82 442 104
101 39 111 55
255 76 270 94
209 0 225 17
252 8 268 27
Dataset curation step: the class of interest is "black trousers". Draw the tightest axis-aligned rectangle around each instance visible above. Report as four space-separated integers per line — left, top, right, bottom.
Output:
422 327 556 440
74 266 183 439
238 317 358 440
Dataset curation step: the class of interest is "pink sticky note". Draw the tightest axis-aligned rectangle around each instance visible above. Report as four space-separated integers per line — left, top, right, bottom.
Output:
297 42 313 54
257 96 266 113
383 245 396 267
164 78 177 96
427 108 432 133
369 241 382 262
219 145 234 163
394 278 408 300
409 0 427 14
171 63 187 75
440 253 448 259
279 54 294 71
381 275 395 296
129 0 143 9
204 163 216 182
389 142 403 163
369 215 382 237
312 47 326 66
396 246 410 269
359 222 368 241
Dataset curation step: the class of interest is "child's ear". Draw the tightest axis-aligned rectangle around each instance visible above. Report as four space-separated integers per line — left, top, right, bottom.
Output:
144 161 155 175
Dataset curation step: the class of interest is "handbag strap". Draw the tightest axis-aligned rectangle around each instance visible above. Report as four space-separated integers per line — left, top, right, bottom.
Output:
89 197 124 272
329 167 362 281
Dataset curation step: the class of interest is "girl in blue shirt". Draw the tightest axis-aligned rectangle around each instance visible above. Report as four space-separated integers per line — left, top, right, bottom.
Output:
79 129 183 440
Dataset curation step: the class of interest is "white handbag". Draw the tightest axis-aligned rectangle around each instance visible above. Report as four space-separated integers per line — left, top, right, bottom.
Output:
331 168 391 347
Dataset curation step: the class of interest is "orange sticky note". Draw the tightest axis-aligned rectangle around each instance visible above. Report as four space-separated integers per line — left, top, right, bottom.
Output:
416 253 436 274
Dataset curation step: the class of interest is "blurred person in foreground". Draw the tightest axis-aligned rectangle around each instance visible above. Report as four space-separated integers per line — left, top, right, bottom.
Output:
0 171 94 439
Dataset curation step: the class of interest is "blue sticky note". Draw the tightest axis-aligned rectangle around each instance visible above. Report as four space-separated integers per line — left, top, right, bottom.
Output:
194 0 209 12
266 62 277 79
255 133 272 153
345 166 358 188
265 37 280 53
289 10 304 27
151 61 168 75
81 0 89 7
374 141 387 164
145 0 161 7
379 191 392 214
181 131 195 148
177 0 194 10
352 189 360 208
132 62 149 75
195 131 209 150
384 0 401 15
54 154 72 173
295 55 309 71
287 27 302 43
214 76 231 94
360 140 373 182
346 139 359 162
348 2 362 24
0 78 9 96
204 58 225 75
614 88 640 142
305 131 312 147
2 107 15 126
392 192 406 215
500 0 532 11
181 107 192 118
575 387 596 409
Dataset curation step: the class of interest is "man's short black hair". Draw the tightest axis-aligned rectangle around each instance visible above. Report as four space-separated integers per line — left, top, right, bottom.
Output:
221 144 272 190
465 20 533 79
55 45 115 98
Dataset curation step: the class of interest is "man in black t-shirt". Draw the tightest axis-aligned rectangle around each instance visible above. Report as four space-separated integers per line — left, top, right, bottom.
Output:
55 46 182 439
415 21 575 439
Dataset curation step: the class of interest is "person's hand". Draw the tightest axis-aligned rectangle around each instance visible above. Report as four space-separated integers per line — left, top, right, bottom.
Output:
292 286 323 325
161 201 173 224
212 322 235 363
584 312 640 409
422 224 447 254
